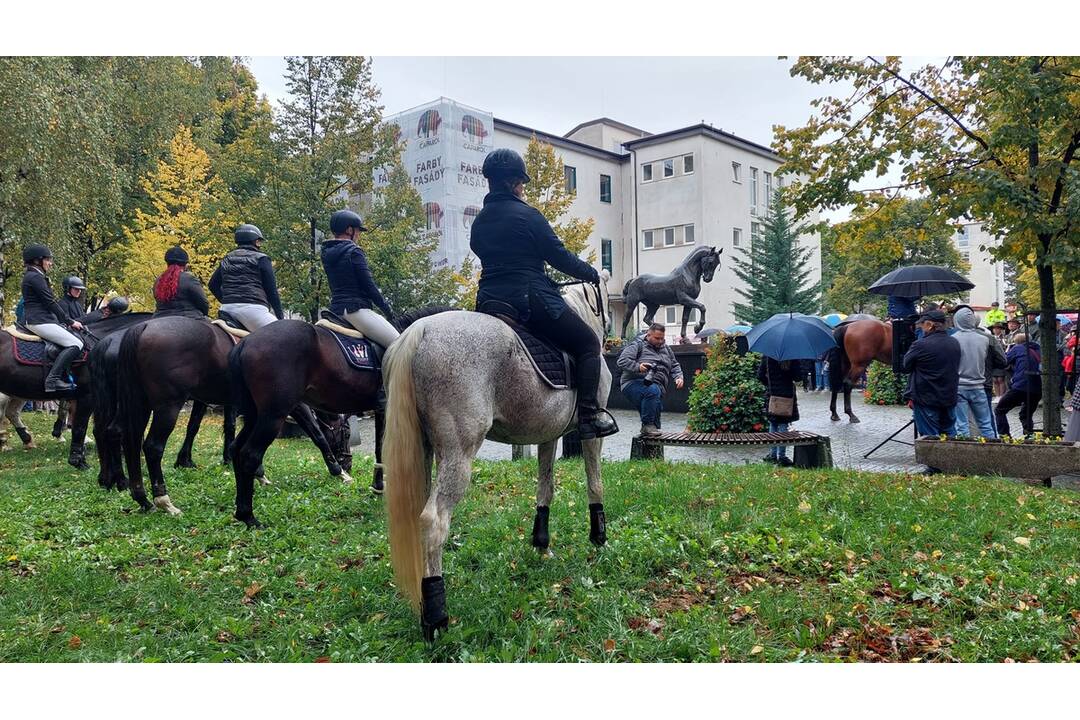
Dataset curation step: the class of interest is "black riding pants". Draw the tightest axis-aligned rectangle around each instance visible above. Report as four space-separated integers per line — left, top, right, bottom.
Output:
526 293 602 410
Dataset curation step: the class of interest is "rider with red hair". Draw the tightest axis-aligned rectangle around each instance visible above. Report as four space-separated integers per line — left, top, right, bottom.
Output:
153 246 210 319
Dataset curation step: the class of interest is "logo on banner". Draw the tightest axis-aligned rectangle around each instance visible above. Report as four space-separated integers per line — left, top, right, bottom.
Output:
463 205 481 230
424 202 444 231
417 109 442 148
461 114 489 151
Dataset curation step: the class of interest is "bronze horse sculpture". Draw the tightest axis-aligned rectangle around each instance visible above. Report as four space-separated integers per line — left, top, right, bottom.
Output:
620 246 722 340
828 318 893 423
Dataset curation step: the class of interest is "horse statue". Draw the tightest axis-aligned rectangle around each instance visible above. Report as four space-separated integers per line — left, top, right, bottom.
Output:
382 274 613 640
827 318 893 423
619 245 722 340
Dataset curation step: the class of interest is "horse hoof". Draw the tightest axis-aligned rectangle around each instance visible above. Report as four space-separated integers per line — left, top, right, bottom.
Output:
370 478 384 495
420 576 449 642
339 470 354 485
137 500 154 513
69 458 89 471
175 459 197 470
830 414 841 422
153 495 182 516
258 475 272 486
589 504 607 546
115 479 129 492
848 416 861 424
236 512 262 529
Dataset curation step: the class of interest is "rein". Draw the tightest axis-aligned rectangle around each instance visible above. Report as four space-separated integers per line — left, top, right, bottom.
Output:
557 279 604 320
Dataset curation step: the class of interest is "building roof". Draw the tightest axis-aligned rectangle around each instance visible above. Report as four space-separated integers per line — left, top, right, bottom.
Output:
563 117 651 140
494 117 628 161
622 123 782 162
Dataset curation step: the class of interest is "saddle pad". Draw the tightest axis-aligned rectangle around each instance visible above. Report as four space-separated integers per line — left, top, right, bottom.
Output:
315 318 365 339
211 319 250 339
323 327 378 371
10 336 88 367
3 325 41 342
510 326 573 390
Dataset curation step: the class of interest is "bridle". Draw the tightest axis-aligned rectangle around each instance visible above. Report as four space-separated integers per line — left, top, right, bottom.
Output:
557 279 604 320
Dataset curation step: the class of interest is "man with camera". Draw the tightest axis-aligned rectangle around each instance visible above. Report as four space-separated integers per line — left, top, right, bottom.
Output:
617 323 684 436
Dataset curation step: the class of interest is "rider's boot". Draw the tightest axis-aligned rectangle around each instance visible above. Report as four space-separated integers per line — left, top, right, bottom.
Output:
44 347 80 393
575 356 619 440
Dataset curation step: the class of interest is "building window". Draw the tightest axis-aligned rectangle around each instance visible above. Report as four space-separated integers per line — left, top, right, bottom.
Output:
732 162 741 183
642 163 653 182
601 238 612 273
956 226 969 247
664 227 675 247
733 227 742 247
683 154 694 174
750 167 758 207
600 174 611 203
643 230 654 249
564 165 577 194
665 306 677 325
684 224 695 245
663 158 674 178
751 221 762 248
764 171 773 209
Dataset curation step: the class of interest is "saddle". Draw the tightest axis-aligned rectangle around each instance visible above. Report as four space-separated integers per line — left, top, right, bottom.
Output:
213 311 250 341
317 310 380 371
5 325 89 367
477 301 574 390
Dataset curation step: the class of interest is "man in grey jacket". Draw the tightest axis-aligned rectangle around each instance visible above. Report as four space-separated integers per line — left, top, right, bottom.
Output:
952 306 1001 438
617 323 684 435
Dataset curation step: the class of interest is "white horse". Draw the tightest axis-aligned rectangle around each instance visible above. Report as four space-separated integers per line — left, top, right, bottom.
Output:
383 272 613 640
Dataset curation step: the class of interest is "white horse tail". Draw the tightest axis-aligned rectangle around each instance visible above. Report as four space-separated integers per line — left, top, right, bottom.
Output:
383 320 428 613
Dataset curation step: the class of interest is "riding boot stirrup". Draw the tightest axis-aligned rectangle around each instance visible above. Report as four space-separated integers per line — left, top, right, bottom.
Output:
578 408 619 440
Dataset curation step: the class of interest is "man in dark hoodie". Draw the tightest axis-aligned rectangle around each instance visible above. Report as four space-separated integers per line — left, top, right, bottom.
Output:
995 333 1042 437
902 309 961 438
951 306 1001 438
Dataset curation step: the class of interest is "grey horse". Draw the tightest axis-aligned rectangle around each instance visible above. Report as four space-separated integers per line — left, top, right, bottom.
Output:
620 245 722 340
383 273 613 640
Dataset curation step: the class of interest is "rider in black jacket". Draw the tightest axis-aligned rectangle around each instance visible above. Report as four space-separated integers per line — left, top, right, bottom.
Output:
470 148 617 439
321 209 398 348
209 224 283 331
20 244 85 392
153 246 210 319
59 275 87 322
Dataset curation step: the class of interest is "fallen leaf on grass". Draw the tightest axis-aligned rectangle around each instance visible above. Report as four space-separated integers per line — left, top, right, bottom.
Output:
603 639 616 653
750 645 763 655
216 630 233 643
68 635 81 650
1013 537 1031 548
314 656 331 663
797 501 811 513
729 605 755 624
844 549 856 561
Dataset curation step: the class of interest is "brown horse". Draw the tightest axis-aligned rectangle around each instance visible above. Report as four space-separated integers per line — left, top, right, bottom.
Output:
828 319 893 423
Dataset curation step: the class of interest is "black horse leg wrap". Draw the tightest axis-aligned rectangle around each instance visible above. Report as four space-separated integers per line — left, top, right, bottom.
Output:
589 503 607 545
531 506 550 549
16 427 33 445
421 576 449 629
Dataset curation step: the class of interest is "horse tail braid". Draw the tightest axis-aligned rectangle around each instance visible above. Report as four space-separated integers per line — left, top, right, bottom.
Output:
829 324 849 388
383 320 429 614
116 321 150 484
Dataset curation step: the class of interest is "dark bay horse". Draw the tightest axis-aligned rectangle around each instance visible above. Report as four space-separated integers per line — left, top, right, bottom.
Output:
620 246 722 340
0 312 150 469
115 316 352 516
828 319 893 423
229 308 447 529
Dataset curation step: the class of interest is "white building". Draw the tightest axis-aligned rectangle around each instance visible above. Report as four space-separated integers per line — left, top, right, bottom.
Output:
382 98 821 334
953 221 1008 309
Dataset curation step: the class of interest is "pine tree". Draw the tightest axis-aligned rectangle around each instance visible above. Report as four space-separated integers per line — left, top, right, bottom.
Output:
359 146 461 311
731 190 818 324
120 125 233 310
522 136 596 281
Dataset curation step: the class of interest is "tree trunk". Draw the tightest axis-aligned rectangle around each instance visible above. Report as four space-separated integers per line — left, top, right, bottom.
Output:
1036 251 1061 435
308 216 318 322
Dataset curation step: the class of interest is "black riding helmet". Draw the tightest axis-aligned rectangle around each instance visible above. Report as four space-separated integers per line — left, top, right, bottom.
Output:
330 209 368 235
22 243 53 264
234 224 264 246
482 148 530 183
107 297 129 314
165 246 190 265
62 275 86 291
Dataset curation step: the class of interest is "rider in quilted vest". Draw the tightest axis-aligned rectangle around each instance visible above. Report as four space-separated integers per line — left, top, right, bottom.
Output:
320 209 399 348
209 224 284 331
20 243 85 392
470 148 617 440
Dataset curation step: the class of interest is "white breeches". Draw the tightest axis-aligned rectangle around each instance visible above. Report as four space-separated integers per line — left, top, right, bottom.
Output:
220 303 277 332
27 323 83 349
343 308 400 348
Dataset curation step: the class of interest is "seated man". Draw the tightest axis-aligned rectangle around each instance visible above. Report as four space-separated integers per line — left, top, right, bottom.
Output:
617 323 684 436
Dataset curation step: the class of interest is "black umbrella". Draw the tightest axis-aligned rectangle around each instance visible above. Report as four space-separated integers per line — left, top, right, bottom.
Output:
867 265 974 297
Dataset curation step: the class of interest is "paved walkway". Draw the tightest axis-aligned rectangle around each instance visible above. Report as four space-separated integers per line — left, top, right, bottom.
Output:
349 390 1078 485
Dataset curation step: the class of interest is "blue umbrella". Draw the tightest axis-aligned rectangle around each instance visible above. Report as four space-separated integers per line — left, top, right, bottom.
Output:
725 324 753 334
822 313 845 327
745 312 837 361
696 327 723 338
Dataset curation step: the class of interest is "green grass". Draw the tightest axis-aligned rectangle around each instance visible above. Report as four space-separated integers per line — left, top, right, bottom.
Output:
2 410 1080 662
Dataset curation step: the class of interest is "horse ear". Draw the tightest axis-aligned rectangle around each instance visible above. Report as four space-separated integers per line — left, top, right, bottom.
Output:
715 246 723 255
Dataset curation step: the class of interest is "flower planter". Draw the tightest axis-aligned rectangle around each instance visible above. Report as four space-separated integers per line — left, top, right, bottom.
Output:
914 437 1080 483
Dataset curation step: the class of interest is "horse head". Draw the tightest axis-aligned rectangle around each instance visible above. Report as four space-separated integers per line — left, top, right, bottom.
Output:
700 246 722 283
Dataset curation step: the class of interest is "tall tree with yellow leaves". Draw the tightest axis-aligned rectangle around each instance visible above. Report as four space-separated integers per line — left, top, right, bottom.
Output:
120 125 233 310
522 136 596 282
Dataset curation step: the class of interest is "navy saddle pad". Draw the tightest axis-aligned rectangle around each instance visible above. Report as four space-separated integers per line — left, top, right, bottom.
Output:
10 336 88 367
324 328 378 371
475 303 573 390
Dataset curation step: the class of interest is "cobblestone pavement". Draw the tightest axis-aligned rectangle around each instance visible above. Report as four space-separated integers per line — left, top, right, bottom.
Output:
349 390 1079 488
